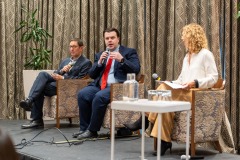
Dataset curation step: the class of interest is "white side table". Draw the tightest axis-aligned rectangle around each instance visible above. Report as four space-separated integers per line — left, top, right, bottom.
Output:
111 99 191 160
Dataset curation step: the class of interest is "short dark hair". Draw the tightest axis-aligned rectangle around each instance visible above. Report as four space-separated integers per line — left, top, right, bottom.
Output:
70 38 83 46
103 28 120 37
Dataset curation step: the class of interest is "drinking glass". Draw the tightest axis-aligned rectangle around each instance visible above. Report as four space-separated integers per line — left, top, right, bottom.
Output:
148 90 158 101
157 90 172 101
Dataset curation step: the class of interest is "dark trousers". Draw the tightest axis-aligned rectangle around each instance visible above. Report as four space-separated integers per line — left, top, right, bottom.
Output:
29 72 56 120
77 85 110 132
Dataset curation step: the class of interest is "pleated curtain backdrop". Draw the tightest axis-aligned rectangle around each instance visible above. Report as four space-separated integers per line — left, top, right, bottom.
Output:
222 0 240 154
0 0 239 153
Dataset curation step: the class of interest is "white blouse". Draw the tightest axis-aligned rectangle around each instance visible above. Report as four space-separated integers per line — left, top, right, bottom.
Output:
173 48 218 88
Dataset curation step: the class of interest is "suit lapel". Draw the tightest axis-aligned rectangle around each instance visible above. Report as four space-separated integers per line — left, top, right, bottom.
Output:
73 55 84 68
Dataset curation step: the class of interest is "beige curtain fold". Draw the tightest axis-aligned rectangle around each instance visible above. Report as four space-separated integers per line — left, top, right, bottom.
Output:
0 1 8 119
0 0 239 153
223 0 240 153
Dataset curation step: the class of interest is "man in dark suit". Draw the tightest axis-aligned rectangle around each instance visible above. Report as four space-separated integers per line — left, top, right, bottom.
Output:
73 28 141 139
20 38 92 129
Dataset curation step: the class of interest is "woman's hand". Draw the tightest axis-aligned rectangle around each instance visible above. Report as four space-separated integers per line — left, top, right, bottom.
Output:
182 81 195 90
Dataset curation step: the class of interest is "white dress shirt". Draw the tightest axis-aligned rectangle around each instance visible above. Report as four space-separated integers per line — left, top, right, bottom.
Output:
98 45 120 87
173 48 218 88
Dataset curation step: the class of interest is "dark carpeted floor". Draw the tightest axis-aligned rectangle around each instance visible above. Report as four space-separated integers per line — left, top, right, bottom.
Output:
0 120 239 160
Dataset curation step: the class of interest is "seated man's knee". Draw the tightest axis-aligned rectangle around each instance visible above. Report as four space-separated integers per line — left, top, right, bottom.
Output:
93 92 109 105
39 71 49 77
37 71 52 80
77 87 93 103
78 89 86 101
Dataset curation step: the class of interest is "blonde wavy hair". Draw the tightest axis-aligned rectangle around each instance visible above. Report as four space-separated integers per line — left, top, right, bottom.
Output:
182 23 208 53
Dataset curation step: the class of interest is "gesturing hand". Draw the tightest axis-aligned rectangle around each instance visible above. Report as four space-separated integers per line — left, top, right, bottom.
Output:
109 51 123 62
99 51 109 64
61 64 72 73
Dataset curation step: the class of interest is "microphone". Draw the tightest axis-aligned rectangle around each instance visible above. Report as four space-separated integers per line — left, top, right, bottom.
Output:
60 61 76 75
102 48 110 64
152 73 161 81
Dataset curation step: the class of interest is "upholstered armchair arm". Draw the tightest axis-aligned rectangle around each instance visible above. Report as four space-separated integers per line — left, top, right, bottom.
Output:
56 79 92 119
110 83 125 101
192 89 225 142
172 88 225 143
102 83 145 128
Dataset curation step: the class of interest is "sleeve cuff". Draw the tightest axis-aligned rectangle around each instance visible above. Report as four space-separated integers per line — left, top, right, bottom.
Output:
194 79 199 88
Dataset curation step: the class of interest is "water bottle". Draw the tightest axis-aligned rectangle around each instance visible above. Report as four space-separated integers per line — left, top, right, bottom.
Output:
129 73 139 101
123 74 132 101
123 73 139 101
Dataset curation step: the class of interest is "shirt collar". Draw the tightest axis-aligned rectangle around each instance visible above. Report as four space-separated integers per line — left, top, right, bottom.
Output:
112 45 120 52
71 55 81 61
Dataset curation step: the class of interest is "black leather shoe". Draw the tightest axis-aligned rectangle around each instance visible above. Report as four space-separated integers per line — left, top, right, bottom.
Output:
72 131 85 138
117 128 132 137
21 119 44 129
77 130 98 140
152 140 172 156
19 98 33 111
123 116 149 131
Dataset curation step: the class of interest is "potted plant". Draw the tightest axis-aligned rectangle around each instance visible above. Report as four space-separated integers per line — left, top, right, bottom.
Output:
15 8 52 70
15 7 53 119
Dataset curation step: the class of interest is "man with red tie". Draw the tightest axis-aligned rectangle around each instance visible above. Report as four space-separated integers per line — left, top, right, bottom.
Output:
74 28 141 139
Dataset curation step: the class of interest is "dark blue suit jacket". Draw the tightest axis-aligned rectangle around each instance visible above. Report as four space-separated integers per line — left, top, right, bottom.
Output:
89 45 141 87
54 54 92 79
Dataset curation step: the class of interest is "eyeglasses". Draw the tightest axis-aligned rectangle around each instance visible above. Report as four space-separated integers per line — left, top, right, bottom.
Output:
69 45 80 48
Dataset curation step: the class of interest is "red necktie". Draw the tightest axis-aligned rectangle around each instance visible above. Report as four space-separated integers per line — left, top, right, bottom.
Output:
101 58 113 90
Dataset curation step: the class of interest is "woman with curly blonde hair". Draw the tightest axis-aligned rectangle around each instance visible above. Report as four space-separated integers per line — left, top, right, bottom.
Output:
124 23 218 156
174 23 218 89
181 23 208 54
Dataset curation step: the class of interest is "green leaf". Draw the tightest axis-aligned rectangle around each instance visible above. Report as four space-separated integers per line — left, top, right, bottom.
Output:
238 3 240 19
14 7 52 69
32 9 37 19
21 32 32 42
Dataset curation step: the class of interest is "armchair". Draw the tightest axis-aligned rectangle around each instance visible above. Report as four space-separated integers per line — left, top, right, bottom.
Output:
102 74 145 129
44 77 92 128
153 79 225 156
